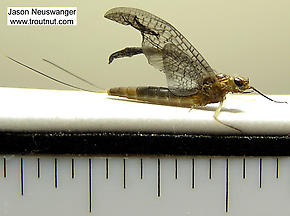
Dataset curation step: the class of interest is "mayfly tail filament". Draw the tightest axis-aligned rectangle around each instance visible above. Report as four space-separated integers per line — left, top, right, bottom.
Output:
7 56 105 93
42 58 100 90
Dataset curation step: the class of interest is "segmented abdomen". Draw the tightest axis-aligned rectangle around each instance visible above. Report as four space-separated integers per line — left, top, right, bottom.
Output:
107 87 200 107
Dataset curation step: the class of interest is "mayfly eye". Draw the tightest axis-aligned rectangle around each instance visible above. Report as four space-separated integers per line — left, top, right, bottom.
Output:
234 77 243 87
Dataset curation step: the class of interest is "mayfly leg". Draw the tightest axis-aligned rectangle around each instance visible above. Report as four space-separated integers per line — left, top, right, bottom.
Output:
214 101 224 121
213 101 242 133
108 47 143 64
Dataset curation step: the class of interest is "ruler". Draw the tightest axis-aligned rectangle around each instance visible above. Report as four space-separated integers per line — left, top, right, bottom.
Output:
0 155 290 215
0 88 289 215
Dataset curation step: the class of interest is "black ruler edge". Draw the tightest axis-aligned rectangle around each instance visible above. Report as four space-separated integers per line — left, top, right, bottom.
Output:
0 131 289 156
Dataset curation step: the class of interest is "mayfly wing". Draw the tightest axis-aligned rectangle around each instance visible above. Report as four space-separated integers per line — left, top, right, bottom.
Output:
105 7 216 96
162 43 204 95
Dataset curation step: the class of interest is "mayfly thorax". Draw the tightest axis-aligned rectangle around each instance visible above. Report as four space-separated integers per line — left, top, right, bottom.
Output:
7 7 287 132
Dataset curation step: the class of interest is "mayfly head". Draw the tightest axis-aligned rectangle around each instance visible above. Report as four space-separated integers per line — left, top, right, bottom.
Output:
228 75 287 104
229 76 250 93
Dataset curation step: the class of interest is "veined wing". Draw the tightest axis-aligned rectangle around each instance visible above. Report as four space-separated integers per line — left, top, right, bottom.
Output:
104 7 216 96
161 43 204 95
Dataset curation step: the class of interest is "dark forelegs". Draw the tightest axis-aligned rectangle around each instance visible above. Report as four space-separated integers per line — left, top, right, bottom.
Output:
108 47 143 64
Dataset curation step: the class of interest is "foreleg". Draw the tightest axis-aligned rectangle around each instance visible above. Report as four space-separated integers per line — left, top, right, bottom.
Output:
108 47 143 64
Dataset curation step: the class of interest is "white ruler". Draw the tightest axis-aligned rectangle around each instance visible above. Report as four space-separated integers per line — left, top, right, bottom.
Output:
0 156 289 216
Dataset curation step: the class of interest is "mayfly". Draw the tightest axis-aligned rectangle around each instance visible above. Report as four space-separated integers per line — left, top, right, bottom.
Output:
104 7 287 129
7 7 287 132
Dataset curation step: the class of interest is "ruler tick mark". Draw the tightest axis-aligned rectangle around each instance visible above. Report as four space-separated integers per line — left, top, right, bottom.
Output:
276 158 279 179
140 158 143 179
192 158 195 189
106 158 109 179
225 158 229 213
71 158 75 179
20 158 24 196
88 158 92 213
37 158 40 178
209 158 212 179
157 158 161 197
3 158 6 178
123 159 126 189
259 158 262 189
242 158 246 179
54 158 58 188
175 159 178 179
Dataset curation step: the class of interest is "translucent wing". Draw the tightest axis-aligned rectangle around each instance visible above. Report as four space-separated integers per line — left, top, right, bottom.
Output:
105 7 216 96
162 43 204 95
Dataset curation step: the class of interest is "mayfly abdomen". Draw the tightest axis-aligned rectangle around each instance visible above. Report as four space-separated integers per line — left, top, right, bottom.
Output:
107 87 195 107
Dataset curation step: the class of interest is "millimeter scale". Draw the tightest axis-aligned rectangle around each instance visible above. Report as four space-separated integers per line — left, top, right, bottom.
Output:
0 87 289 216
